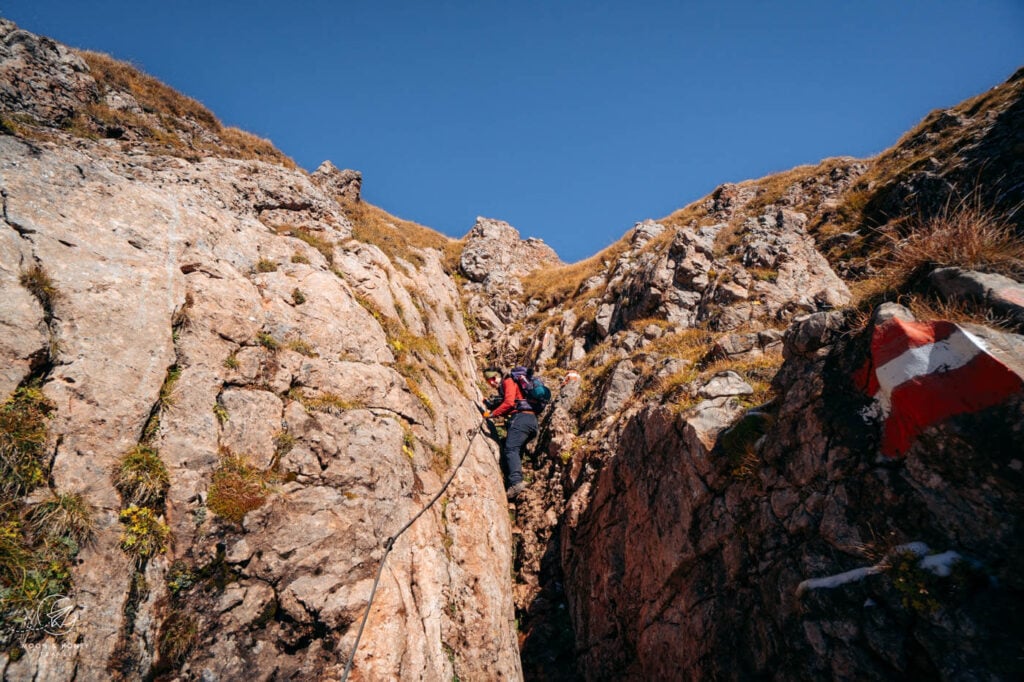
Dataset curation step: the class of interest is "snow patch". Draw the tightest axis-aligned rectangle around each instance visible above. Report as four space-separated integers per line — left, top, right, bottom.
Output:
796 542 966 596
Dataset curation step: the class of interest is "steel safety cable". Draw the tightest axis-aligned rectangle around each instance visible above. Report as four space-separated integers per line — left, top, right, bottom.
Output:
340 425 486 681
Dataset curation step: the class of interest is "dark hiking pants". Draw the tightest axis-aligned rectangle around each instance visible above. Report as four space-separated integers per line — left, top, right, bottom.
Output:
504 412 538 486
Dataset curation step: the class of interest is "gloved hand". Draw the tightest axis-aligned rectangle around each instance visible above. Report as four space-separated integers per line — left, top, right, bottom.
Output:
481 410 492 419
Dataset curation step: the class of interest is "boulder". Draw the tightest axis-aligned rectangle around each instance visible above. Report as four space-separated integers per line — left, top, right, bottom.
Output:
698 371 754 399
929 266 1024 325
310 161 362 202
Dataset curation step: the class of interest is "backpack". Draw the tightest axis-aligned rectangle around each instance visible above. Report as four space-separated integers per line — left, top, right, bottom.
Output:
510 366 551 413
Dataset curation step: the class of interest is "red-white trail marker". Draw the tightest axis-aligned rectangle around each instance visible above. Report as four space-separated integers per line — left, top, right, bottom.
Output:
853 318 1023 457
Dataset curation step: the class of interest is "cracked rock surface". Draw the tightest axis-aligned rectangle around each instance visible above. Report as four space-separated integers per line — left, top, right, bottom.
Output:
0 22 520 678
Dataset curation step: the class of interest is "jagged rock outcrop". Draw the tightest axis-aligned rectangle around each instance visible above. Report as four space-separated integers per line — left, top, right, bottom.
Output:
0 21 92 124
460 217 560 284
0 22 519 682
487 162 867 677
311 161 362 203
459 217 562 347
863 68 1024 233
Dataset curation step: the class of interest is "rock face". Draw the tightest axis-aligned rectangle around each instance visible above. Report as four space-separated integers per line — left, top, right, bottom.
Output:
460 217 560 285
0 22 519 682
311 161 362 203
485 69 1024 681
929 266 1024 326
0 21 93 124
457 216 563 366
561 309 1024 679
4 18 1024 682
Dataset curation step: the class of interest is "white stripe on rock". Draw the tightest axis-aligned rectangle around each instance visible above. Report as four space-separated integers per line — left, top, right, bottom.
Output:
871 326 986 416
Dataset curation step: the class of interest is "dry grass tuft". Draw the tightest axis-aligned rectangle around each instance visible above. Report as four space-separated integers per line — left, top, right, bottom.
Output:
353 294 442 373
290 389 364 414
844 526 901 565
284 337 317 357
655 366 702 404
628 317 672 332
113 445 170 507
274 224 336 264
883 204 1024 283
521 238 630 309
904 293 1019 332
256 332 280 351
157 365 182 412
847 203 1024 317
80 51 218 127
701 352 784 406
158 610 199 666
254 258 278 273
218 127 296 168
730 442 761 480
19 264 59 317
848 276 898 309
344 201 454 270
712 220 747 258
650 345 784 411
72 50 295 166
404 377 435 418
26 493 95 546
427 442 452 478
646 328 716 362
659 201 707 232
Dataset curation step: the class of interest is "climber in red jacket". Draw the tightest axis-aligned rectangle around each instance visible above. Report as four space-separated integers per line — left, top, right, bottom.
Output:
481 366 536 499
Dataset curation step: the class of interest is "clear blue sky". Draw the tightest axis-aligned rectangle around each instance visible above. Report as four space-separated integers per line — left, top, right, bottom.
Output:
3 1 1022 262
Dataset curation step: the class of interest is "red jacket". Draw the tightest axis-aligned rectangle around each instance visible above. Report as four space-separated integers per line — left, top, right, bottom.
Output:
490 377 530 418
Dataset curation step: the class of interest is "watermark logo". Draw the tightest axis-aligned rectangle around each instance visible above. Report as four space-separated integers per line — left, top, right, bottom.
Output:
2 594 78 640
35 594 78 636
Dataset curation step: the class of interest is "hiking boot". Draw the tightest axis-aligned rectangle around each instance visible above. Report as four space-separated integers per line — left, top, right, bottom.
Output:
506 481 528 499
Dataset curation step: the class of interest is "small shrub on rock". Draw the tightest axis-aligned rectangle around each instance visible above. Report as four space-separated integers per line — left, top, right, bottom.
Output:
0 386 55 498
256 333 279 351
19 264 60 316
285 337 316 357
113 445 170 507
255 258 278 273
26 493 95 547
207 453 268 524
118 505 170 562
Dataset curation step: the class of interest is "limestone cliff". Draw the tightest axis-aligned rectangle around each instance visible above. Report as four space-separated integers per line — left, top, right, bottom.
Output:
0 21 518 681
